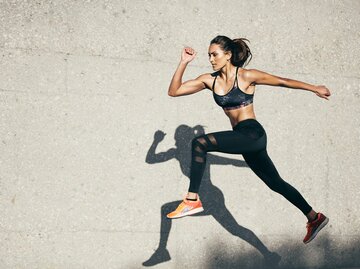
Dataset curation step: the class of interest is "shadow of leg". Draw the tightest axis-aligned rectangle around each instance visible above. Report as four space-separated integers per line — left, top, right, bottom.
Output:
211 207 281 267
142 200 181 267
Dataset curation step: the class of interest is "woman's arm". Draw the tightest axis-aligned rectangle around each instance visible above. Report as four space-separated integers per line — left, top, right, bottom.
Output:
168 47 207 97
243 69 331 100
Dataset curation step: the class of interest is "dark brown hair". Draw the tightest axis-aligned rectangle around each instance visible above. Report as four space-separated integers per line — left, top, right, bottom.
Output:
210 35 252 67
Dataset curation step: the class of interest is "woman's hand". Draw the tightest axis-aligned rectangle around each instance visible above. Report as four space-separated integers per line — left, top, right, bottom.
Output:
181 47 197 64
313 85 331 100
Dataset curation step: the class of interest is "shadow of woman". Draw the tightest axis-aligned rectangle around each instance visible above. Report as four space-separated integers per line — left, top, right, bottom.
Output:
142 124 281 267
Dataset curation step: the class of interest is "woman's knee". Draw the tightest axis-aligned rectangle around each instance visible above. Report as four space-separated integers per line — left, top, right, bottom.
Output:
192 136 208 151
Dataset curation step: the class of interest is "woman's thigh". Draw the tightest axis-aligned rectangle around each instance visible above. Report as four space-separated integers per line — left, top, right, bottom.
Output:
202 130 266 154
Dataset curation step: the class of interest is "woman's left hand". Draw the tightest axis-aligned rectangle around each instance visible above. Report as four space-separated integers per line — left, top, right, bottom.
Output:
314 85 331 100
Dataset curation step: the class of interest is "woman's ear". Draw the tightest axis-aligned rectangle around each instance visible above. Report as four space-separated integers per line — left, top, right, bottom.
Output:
226 51 232 61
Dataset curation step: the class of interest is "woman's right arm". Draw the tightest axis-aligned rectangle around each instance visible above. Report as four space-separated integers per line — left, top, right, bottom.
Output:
168 47 207 97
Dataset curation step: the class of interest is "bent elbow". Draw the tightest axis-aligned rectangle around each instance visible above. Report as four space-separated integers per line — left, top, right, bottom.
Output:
168 83 184 97
168 89 178 97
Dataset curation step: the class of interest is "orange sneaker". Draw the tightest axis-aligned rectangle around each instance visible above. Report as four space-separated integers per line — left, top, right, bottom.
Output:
167 196 204 219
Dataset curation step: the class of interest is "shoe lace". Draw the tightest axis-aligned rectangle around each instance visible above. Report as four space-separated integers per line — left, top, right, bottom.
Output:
175 202 192 214
306 221 316 229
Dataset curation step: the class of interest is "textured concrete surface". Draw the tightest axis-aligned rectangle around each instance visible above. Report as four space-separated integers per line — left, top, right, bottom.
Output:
1 1 360 268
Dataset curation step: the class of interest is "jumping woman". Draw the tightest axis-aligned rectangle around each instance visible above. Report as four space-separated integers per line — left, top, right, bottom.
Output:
167 35 330 244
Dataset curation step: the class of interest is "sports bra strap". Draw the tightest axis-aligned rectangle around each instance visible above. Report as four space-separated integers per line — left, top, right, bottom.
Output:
211 73 218 90
234 66 239 88
211 66 239 91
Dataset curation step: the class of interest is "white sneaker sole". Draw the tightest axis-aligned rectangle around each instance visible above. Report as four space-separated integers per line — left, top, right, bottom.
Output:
304 217 329 244
167 207 204 219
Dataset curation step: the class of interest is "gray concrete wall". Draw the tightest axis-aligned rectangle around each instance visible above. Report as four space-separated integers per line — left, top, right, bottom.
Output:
1 1 359 268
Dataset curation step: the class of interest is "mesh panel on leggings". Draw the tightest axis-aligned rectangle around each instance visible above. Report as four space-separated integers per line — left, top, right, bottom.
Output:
193 135 217 163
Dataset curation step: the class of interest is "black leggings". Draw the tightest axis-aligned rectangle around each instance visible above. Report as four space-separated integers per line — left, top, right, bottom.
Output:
189 118 312 216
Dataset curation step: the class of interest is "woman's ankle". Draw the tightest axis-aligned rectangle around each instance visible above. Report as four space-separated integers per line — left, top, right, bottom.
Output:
186 192 198 200
306 210 318 222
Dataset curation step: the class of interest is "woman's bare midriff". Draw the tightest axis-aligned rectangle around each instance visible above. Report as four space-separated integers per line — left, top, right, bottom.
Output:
224 104 256 127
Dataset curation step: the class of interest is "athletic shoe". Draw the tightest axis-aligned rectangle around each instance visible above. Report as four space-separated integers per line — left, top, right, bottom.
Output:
264 251 281 266
142 248 171 266
303 212 329 244
166 196 204 219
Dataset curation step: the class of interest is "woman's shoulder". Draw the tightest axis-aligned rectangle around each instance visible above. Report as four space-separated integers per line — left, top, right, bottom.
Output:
195 73 216 90
238 67 261 81
238 67 252 75
195 72 216 81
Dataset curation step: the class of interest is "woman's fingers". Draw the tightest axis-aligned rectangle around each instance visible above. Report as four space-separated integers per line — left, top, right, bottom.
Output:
184 47 196 55
181 47 197 63
315 85 331 100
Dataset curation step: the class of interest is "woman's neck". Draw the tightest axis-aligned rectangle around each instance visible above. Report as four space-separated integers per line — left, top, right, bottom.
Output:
219 63 237 81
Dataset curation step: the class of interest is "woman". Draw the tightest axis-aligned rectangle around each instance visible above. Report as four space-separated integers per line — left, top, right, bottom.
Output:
167 35 330 244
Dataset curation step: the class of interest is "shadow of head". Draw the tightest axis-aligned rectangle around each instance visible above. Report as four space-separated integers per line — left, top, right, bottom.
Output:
174 124 205 148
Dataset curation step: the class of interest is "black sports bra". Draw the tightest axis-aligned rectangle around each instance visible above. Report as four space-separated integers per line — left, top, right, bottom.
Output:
212 66 254 111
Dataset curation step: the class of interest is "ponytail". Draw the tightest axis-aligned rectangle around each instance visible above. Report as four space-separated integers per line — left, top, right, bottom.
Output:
210 35 252 67
231 38 252 67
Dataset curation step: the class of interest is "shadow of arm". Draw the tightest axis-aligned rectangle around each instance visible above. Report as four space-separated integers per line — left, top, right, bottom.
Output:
146 148 176 164
146 131 176 164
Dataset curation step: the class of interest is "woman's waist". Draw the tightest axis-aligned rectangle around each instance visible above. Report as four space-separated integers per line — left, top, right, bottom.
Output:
232 116 266 131
232 118 259 129
225 104 254 117
225 109 257 128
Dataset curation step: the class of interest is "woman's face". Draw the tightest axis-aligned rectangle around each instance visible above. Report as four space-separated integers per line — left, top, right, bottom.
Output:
208 43 231 70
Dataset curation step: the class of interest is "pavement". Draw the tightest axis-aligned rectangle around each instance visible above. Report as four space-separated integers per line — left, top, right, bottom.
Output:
1 1 360 268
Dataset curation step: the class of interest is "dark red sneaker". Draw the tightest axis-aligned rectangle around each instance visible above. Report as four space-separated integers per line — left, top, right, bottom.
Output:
303 212 329 244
